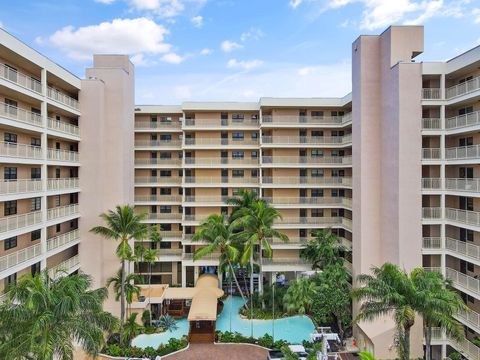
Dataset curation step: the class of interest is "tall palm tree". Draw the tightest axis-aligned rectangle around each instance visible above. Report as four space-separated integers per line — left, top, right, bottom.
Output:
283 277 318 315
410 268 467 360
90 205 149 324
352 263 416 360
192 214 248 305
300 229 345 270
230 199 288 295
122 313 143 345
143 247 158 322
0 270 117 360
107 269 141 319
227 189 259 216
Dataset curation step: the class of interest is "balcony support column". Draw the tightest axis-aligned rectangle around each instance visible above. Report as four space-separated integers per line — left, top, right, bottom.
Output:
194 265 199 284
40 69 48 271
181 265 186 287
440 74 445 100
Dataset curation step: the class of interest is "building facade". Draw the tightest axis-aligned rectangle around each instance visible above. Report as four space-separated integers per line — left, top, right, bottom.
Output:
2 24 480 359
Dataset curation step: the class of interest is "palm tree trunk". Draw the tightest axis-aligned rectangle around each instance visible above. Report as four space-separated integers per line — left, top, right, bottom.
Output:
250 251 254 296
121 259 126 324
402 325 411 360
425 326 432 360
259 238 265 309
241 265 249 297
335 313 344 344
149 262 152 325
228 259 248 307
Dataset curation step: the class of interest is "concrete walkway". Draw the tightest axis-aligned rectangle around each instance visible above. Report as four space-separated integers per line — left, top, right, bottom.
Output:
165 343 269 360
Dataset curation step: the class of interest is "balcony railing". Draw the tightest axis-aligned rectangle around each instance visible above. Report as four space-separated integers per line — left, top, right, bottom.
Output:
183 118 259 128
422 237 442 249
185 157 259 166
184 215 208 223
446 178 480 193
0 102 43 127
184 138 259 146
0 63 42 93
134 120 182 130
422 88 441 100
456 307 480 333
264 196 351 207
446 208 480 227
0 210 42 234
277 216 346 226
445 267 480 296
47 118 79 137
47 178 79 191
49 254 80 279
47 204 79 221
134 195 182 202
134 159 182 166
47 87 79 110
262 258 310 266
134 176 182 184
135 140 181 147
182 252 221 261
421 178 442 190
158 248 183 257
184 196 228 203
0 179 43 195
47 229 80 252
446 111 480 130
144 213 182 221
47 148 79 163
0 142 42 160
446 144 480 160
184 176 259 185
158 231 182 239
262 176 352 187
262 135 352 146
0 242 42 273
262 156 352 165
447 76 480 99
422 207 442 220
422 148 441 160
262 113 352 126
430 326 480 360
421 118 441 130
446 237 480 262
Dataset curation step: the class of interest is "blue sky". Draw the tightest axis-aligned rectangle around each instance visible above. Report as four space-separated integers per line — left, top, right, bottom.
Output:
1 0 480 104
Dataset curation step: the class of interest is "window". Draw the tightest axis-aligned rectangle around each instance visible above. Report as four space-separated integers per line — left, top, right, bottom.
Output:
151 115 158 122
4 133 17 144
160 206 172 213
459 137 473 147
4 236 17 250
53 195 61 207
459 76 473 84
4 201 17 216
232 170 244 178
31 230 41 241
311 209 324 217
331 150 344 157
251 133 258 139
70 219 78 229
31 197 41 211
251 170 258 178
221 112 228 120
31 138 41 147
160 116 172 123
311 111 324 118
162 224 172 231
232 133 244 140
5 273 16 288
4 167 17 180
5 64 17 82
56 224 61 233
55 168 61 178
160 134 172 141
251 114 258 120
232 114 244 121
160 188 172 195
160 152 172 159
160 170 172 177
331 111 345 117
251 151 258 159
311 189 324 197
311 131 324 137
460 228 474 242
331 130 344 137
31 262 41 276
332 169 345 177
459 107 474 116
4 99 18 116
311 169 324 177
467 262 475 272
232 151 244 159
311 150 324 157
31 168 41 179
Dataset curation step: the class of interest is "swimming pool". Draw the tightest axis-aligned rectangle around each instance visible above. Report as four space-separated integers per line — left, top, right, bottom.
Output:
132 296 315 349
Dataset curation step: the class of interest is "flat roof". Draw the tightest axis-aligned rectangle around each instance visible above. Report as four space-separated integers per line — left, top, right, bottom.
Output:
135 105 183 114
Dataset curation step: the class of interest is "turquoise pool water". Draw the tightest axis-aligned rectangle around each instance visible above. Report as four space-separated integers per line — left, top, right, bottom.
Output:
132 296 315 349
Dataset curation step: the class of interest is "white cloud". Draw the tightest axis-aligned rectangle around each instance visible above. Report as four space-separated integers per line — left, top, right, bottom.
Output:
45 18 171 61
289 0 304 8
240 28 264 42
473 8 480 24
227 59 264 70
0 21 3 29
221 40 243 52
200 48 212 55
95 0 116 3
161 52 184 64
298 66 315 76
191 15 203 27
129 0 206 18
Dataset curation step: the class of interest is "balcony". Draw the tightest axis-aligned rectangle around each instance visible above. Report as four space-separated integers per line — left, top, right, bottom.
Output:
184 176 259 185
262 156 352 166
182 252 221 263
47 118 80 137
421 118 441 130
0 63 42 94
422 237 442 250
446 208 480 227
47 178 79 192
134 176 182 185
422 207 442 220
47 87 79 110
446 178 480 193
422 88 441 100
261 257 311 271
446 76 480 100
0 179 42 196
184 138 259 147
183 118 259 129
157 248 183 259
430 327 480 360
0 242 42 274
269 237 308 247
185 157 259 166
158 231 183 240
0 142 42 161
184 196 228 204
134 158 182 167
143 213 182 222
134 120 182 130
446 267 480 297
134 195 182 203
275 216 351 229
0 210 42 235
262 113 352 126
421 148 441 160
262 176 352 187
47 148 79 163
446 110 480 130
0 102 43 127
47 229 80 253
421 178 442 190
135 139 181 148
264 196 351 208
184 215 208 223
47 204 79 222
446 144 480 161
49 254 80 280
455 307 480 334
261 135 352 146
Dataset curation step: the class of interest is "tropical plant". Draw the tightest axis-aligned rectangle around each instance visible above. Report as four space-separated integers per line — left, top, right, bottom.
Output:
90 205 149 326
0 270 117 360
193 213 248 304
300 229 345 270
358 351 377 360
122 313 143 344
410 268 467 360
142 310 152 327
283 277 318 315
281 345 300 360
107 269 141 315
156 314 178 332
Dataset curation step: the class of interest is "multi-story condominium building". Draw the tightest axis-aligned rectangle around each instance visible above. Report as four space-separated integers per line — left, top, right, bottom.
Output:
2 24 480 359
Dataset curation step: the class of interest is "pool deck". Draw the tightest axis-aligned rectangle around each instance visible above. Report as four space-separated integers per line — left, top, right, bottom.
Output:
164 343 269 360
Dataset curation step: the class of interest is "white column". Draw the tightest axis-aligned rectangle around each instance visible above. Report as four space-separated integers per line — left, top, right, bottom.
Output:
181 265 186 287
171 261 178 285
40 68 48 270
440 104 446 277
194 265 199 284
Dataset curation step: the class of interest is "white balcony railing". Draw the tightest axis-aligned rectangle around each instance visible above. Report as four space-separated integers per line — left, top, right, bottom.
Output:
47 148 79 163
134 158 182 166
422 118 441 130
184 138 259 146
184 196 228 203
446 267 480 296
183 118 259 128
184 176 259 185
134 120 182 130
182 252 221 261
421 178 442 190
422 88 441 100
47 87 79 110
446 178 480 193
422 207 442 220
446 237 480 262
47 178 79 191
158 231 183 239
0 210 42 234
422 237 442 249
263 196 351 207
47 204 79 221
49 254 80 279
277 216 346 226
0 179 43 195
144 213 182 221
0 63 42 93
261 135 352 146
47 118 80 137
447 76 480 99
0 243 42 273
158 248 183 257
446 111 480 130
422 148 441 160
262 156 352 165
47 229 80 252
430 326 480 360
0 102 43 127
135 139 181 147
262 176 352 187
134 176 182 184
262 258 310 266
456 307 480 333
262 113 352 126
0 142 42 160
185 157 259 166
446 208 480 227
134 195 182 202
446 144 480 160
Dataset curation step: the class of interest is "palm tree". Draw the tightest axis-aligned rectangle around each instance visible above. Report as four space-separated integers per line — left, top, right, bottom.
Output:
192 214 248 305
143 247 158 323
300 229 345 270
90 205 149 324
283 277 318 314
122 313 143 345
410 268 467 360
230 199 288 295
352 263 416 360
0 270 117 360
107 269 141 318
227 188 259 216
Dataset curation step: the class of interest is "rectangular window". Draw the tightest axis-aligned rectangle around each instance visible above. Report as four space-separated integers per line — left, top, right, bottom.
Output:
311 209 324 217
331 130 345 137
311 150 324 157
4 167 17 180
331 170 345 177
54 195 61 207
31 262 41 276
151 115 157 122
160 134 172 141
5 273 16 288
4 236 17 250
232 114 245 121
232 132 244 140
311 169 324 177
160 152 172 159
160 116 172 123
459 137 474 147
4 200 17 216
311 189 324 197
458 107 474 116
331 111 345 117
232 151 244 159
70 219 78 229
4 133 17 144
31 168 41 179
56 224 61 233
311 111 324 118
221 112 228 120
31 138 41 147
251 133 258 139
331 150 344 157
251 151 258 158
160 206 172 213
467 262 475 272
311 131 324 137
4 99 18 116
31 229 41 241
160 188 172 195
160 170 172 177
251 170 258 178
232 170 244 178
31 197 41 211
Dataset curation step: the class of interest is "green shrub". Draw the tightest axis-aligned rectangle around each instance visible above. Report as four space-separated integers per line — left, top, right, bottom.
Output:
449 352 462 360
142 309 151 327
258 334 274 348
104 344 123 357
144 326 156 334
143 346 157 358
